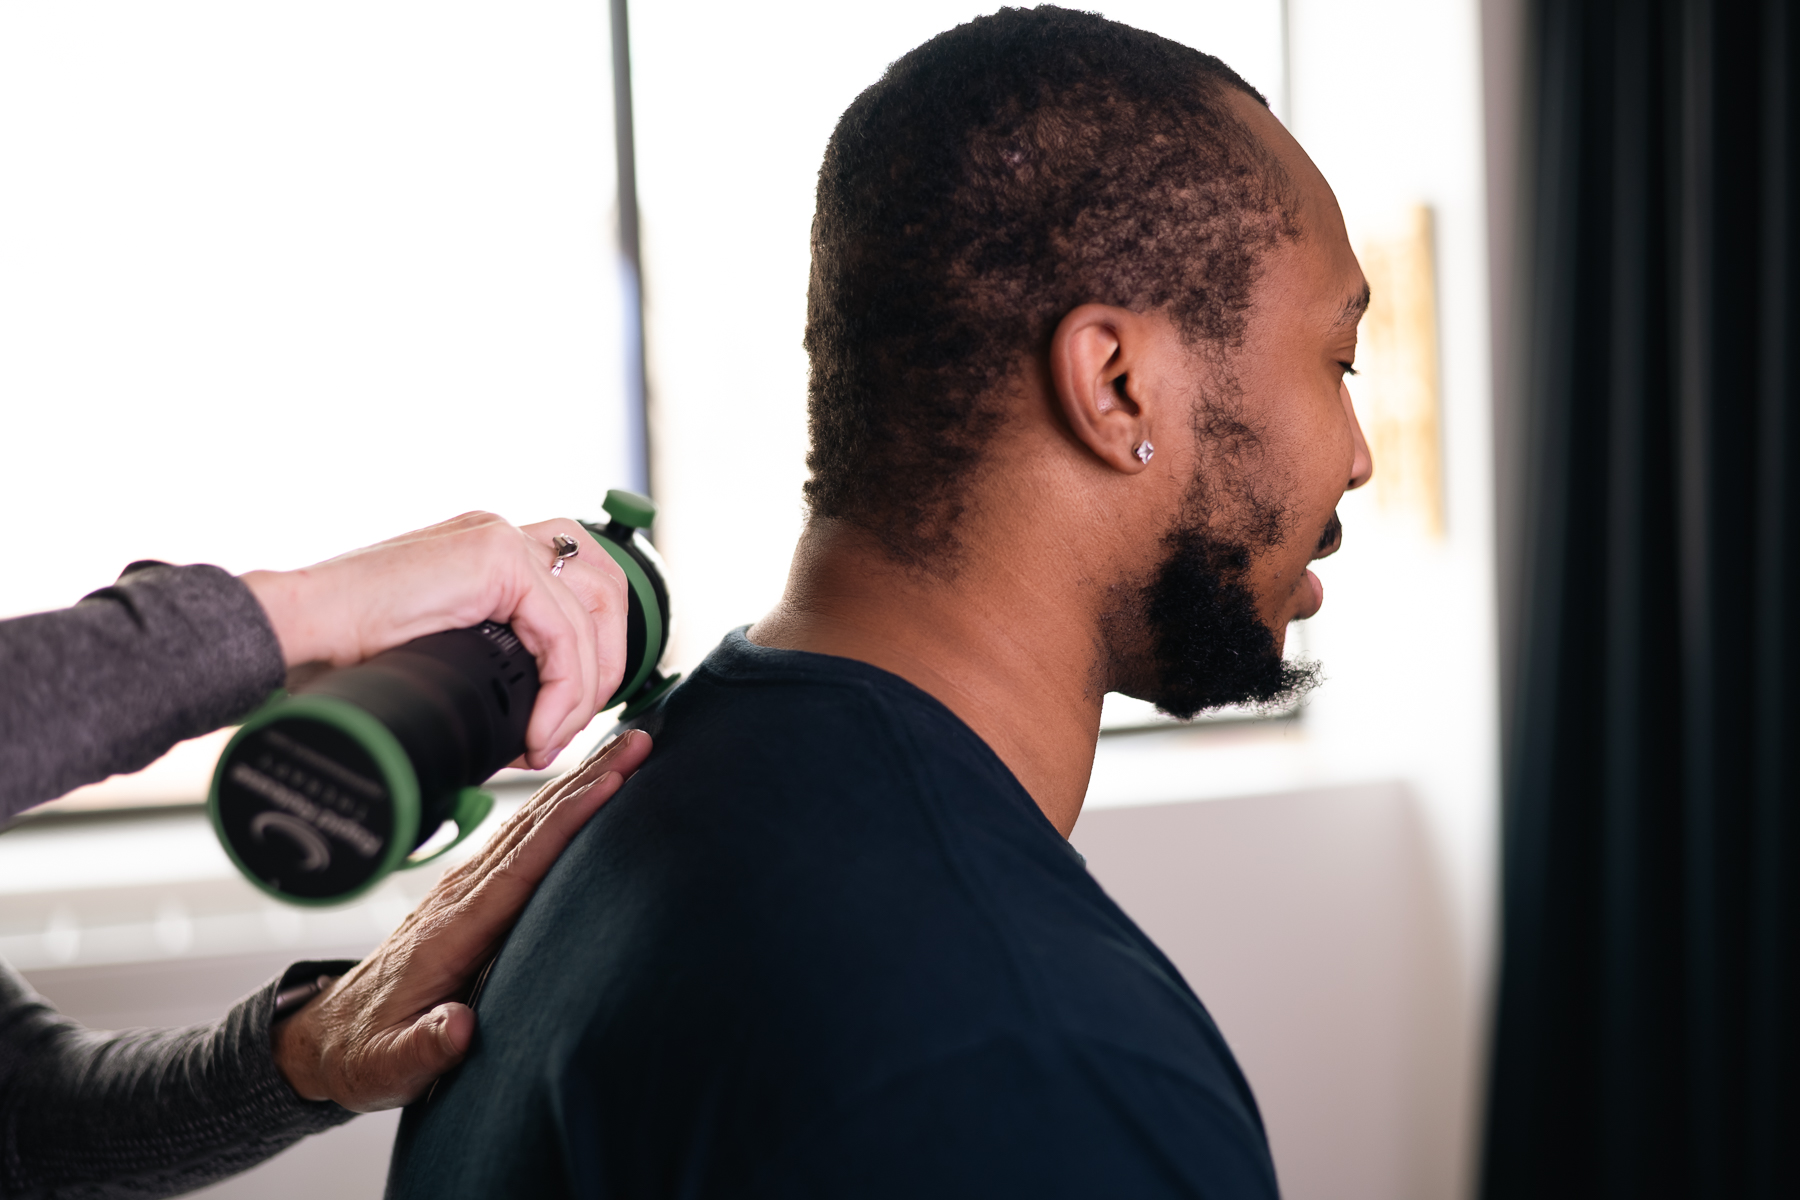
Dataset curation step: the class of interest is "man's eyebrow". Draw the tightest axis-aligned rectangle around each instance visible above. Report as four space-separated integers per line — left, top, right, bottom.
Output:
1334 285 1372 328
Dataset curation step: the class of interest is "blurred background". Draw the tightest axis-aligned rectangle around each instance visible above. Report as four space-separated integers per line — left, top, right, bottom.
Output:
12 2 1781 1199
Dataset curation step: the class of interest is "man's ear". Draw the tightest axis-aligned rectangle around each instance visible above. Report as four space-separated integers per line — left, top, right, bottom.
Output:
1048 304 1155 474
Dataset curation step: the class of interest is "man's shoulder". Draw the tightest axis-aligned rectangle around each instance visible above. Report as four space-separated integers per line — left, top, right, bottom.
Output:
627 629 963 772
595 630 1034 888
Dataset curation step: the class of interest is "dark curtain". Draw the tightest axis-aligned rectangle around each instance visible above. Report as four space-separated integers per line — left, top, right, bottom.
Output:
1484 2 1800 1198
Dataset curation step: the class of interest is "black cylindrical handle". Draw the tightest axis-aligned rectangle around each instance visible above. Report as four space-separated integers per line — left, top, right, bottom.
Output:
212 494 673 905
301 621 539 831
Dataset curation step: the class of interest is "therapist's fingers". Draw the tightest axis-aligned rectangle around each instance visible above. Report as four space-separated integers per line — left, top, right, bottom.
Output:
385 731 647 979
502 571 592 766
509 521 626 765
428 731 648 937
473 733 649 905
519 520 629 758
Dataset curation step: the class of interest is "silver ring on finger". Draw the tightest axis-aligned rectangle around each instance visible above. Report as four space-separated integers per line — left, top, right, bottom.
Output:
550 534 580 577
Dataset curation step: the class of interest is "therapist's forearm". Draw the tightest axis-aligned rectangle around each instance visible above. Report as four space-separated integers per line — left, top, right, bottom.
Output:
0 562 284 820
0 959 352 1199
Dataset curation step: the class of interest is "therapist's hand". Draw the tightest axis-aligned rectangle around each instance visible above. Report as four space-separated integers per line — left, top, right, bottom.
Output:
241 511 627 768
270 729 652 1112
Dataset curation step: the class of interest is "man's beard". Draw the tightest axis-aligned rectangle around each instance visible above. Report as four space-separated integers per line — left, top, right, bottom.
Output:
1136 522 1322 721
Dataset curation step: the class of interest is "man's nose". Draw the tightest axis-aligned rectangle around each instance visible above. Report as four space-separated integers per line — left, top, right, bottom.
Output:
1342 380 1374 491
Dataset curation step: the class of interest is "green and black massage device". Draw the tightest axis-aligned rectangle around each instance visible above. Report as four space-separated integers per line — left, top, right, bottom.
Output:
208 489 677 905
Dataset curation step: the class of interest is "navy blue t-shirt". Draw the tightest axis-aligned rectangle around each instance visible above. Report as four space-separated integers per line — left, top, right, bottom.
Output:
388 631 1278 1199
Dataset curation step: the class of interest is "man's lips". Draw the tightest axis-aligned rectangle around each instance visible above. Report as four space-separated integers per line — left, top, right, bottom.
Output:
1298 569 1325 620
1292 513 1342 622
1314 512 1344 559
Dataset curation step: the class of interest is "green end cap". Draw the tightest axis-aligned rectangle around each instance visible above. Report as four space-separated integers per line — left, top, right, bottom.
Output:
603 489 656 529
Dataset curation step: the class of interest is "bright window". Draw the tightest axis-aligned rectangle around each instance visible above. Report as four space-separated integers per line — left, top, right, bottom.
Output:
0 1 637 806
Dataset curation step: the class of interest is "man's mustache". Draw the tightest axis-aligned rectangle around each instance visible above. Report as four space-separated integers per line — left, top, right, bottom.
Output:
1314 513 1343 559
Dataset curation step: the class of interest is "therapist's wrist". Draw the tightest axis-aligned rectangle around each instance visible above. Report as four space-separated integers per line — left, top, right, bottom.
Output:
241 567 344 669
270 982 334 1103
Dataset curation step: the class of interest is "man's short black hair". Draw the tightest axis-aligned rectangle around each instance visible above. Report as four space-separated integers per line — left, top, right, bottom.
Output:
803 5 1298 565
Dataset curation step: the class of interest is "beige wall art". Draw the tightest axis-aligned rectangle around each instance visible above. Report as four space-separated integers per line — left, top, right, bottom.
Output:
1350 204 1445 537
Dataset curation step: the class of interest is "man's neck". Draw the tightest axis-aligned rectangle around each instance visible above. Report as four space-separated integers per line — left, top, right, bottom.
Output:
748 517 1105 837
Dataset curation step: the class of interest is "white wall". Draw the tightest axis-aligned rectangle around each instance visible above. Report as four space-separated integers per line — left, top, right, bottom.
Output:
1285 0 1499 994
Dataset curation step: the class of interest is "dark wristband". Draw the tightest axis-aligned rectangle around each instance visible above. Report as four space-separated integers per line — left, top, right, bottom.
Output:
272 976 334 1021
269 958 358 1023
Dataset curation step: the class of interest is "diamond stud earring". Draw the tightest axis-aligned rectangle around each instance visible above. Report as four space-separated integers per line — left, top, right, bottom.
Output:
1133 439 1155 465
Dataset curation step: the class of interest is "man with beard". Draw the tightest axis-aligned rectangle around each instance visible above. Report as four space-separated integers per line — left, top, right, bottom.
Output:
390 7 1370 1197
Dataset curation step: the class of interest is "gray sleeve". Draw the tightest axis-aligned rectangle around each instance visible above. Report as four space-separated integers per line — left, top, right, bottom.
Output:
0 958 357 1199
0 563 286 820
